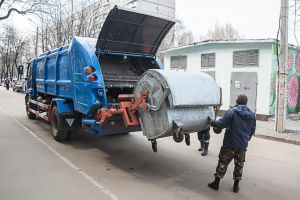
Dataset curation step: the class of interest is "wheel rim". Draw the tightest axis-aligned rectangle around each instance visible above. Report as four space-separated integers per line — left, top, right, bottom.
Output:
25 99 31 116
26 103 29 115
51 115 58 137
26 108 30 116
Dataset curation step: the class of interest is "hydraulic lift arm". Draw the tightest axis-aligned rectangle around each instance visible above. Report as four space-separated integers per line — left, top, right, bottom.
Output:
96 91 149 127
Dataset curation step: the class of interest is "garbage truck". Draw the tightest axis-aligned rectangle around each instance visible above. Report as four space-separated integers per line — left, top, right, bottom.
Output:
25 6 222 152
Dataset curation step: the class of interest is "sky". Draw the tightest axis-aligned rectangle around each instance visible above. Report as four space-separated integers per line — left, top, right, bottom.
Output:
2 0 300 45
175 0 282 41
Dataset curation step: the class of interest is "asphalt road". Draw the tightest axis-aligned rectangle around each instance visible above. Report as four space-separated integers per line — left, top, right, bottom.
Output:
0 87 299 200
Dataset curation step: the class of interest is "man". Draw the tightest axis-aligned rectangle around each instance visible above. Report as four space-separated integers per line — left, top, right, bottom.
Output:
208 94 256 193
4 78 10 90
197 127 210 156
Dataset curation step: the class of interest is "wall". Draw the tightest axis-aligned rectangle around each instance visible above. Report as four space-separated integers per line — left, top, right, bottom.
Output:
270 44 300 114
163 42 274 115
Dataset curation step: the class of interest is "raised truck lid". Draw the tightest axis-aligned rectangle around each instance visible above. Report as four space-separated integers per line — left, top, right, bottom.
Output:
96 5 176 55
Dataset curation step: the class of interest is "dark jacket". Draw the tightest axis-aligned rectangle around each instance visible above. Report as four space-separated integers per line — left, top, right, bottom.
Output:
4 79 9 85
211 105 256 149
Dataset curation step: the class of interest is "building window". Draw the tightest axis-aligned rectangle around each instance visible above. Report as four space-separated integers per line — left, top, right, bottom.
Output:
201 53 215 68
170 55 187 70
233 49 259 67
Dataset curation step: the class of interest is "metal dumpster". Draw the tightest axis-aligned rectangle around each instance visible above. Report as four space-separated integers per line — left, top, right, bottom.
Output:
134 69 222 144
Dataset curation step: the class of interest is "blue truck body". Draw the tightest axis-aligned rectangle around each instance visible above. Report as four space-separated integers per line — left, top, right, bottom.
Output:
25 6 176 138
32 37 159 115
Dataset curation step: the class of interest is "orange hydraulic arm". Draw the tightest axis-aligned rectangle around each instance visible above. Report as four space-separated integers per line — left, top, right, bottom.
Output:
96 91 149 127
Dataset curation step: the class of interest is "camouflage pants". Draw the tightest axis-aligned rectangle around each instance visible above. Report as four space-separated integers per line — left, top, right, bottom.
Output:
214 147 247 181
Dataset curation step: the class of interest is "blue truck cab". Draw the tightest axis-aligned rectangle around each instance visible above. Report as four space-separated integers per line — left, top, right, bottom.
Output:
25 6 176 141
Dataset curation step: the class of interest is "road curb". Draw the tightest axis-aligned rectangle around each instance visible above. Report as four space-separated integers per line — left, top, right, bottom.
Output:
255 134 300 146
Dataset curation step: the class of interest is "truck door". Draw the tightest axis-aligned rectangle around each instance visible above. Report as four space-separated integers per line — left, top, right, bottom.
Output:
25 61 35 94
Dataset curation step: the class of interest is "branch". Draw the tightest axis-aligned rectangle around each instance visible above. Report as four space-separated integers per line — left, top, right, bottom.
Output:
1 1 54 21
0 8 26 20
0 0 5 8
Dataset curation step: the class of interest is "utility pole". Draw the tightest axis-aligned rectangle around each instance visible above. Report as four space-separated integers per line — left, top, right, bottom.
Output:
35 27 38 57
276 0 289 133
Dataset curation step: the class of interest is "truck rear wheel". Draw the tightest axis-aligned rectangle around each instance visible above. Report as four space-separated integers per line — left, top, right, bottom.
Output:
51 106 68 141
25 95 36 120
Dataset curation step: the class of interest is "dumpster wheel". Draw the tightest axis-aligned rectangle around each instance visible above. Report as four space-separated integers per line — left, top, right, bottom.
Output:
151 140 157 153
173 129 184 143
185 134 190 146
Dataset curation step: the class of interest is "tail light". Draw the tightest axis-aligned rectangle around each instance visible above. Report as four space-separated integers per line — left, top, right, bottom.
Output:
88 74 98 81
85 66 97 82
84 66 95 74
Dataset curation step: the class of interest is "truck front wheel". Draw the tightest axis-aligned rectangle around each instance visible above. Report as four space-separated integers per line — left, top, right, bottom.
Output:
51 106 68 141
25 95 36 120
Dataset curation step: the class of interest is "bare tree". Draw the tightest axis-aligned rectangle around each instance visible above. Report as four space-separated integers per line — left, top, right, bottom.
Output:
159 22 195 51
157 22 195 63
291 0 300 48
205 22 241 40
0 25 28 81
31 0 99 53
177 30 194 47
0 0 53 21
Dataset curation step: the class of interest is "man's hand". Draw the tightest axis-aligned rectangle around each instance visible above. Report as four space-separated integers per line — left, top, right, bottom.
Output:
210 120 217 127
207 116 213 124
210 120 222 134
213 127 222 134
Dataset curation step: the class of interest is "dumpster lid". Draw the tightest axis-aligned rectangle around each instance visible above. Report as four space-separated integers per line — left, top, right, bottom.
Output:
96 6 176 55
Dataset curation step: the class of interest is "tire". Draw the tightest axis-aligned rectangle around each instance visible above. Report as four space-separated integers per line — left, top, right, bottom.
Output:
51 106 68 142
173 130 184 143
25 95 36 120
185 134 190 146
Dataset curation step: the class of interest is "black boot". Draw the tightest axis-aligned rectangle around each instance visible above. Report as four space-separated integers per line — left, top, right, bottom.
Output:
198 141 204 151
233 180 240 193
201 142 209 156
208 177 220 191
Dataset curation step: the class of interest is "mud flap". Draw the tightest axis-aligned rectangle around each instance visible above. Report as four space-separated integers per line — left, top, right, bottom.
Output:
59 112 81 131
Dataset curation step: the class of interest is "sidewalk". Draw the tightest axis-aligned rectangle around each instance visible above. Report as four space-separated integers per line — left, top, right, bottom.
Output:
255 115 300 145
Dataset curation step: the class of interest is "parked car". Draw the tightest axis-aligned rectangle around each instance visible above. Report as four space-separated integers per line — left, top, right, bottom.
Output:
12 79 24 92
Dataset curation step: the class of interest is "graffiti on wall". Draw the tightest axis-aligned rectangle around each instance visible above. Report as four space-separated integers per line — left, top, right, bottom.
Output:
270 44 300 115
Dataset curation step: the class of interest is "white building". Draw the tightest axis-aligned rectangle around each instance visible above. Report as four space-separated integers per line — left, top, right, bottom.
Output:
90 0 175 36
163 39 300 120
